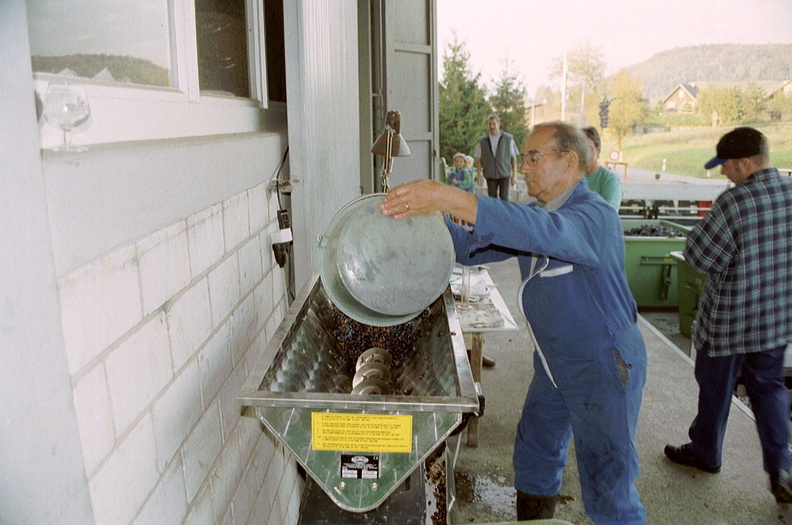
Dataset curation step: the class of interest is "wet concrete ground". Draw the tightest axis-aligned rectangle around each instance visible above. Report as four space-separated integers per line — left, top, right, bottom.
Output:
451 258 792 525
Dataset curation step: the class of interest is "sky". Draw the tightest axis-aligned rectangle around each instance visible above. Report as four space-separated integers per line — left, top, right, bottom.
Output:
27 0 171 69
437 0 792 96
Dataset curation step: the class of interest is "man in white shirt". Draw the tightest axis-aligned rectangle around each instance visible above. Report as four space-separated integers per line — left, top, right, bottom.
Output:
475 115 519 201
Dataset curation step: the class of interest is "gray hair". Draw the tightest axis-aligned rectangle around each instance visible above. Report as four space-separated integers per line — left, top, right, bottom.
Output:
581 126 601 150
533 121 590 173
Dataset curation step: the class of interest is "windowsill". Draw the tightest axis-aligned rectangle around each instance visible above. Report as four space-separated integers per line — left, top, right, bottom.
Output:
34 74 287 150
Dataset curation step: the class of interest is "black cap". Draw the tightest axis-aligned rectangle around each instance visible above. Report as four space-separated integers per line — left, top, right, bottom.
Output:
704 127 765 169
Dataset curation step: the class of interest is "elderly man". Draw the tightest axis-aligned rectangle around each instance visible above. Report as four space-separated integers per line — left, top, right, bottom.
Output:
382 121 647 524
664 127 792 503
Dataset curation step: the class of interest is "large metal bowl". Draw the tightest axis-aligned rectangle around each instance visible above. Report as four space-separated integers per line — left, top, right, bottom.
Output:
318 194 455 326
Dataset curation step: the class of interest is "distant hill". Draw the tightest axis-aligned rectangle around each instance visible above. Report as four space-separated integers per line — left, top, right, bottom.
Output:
623 44 792 102
32 54 169 87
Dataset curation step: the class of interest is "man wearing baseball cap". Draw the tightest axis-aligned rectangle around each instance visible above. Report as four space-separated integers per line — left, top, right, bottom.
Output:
664 127 792 503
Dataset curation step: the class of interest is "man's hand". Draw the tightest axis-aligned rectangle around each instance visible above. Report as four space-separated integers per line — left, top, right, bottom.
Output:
380 180 477 224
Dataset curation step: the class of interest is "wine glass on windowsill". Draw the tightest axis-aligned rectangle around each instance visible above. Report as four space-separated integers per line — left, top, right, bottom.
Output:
42 81 91 152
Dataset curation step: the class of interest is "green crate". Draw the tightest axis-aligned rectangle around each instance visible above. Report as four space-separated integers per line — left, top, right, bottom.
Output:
670 251 707 337
621 219 689 308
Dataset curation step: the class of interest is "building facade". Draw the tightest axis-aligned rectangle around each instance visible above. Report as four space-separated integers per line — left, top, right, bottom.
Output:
1 1 438 523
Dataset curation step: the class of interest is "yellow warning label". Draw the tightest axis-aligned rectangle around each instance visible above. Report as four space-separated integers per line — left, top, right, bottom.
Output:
311 413 413 453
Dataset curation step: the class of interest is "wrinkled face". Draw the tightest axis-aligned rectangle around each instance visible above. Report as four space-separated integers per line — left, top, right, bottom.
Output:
487 118 500 136
520 129 572 204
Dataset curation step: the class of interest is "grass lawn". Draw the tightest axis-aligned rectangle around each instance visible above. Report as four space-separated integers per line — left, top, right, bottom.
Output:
600 121 792 178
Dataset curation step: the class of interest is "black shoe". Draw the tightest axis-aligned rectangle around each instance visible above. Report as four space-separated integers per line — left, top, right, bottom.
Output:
664 443 721 473
771 470 792 503
482 355 496 367
516 491 557 520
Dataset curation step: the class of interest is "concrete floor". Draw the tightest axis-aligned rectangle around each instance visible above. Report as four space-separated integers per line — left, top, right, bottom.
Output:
452 258 792 524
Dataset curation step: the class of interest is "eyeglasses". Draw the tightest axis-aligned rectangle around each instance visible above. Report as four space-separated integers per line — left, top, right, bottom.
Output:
519 150 567 167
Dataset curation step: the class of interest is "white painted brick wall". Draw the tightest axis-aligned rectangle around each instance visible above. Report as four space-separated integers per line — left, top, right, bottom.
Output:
217 359 248 442
105 313 172 435
238 236 263 297
208 254 241 327
166 278 212 372
249 489 272 525
59 244 142 375
181 400 223 502
262 444 286 517
89 415 160 525
197 322 233 409
255 271 275 320
284 466 304 524
58 181 303 525
254 430 277 489
187 204 225 279
71 364 115 475
137 220 191 316
243 331 267 390
183 484 216 525
229 292 256 367
248 183 270 239
210 424 244 523
133 453 188 525
223 192 250 253
151 360 203 471
231 451 259 524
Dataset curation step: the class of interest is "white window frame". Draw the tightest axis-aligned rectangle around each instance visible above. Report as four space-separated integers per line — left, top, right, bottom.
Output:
33 0 273 150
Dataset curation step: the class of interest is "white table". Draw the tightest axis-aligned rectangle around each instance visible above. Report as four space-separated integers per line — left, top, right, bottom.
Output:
450 265 518 446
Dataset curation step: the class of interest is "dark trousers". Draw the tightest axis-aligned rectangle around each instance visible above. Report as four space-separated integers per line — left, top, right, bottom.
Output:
689 343 790 473
485 177 510 201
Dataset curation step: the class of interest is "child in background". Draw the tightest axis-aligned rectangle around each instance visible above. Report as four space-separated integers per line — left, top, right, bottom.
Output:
465 155 477 182
448 152 475 192
447 152 475 225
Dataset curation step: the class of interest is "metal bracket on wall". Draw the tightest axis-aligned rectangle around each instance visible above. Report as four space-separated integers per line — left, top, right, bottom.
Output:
267 178 299 195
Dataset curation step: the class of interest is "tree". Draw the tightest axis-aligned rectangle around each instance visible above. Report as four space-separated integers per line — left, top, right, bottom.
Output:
697 85 744 126
438 36 491 165
607 70 646 151
549 43 607 125
488 62 529 149
768 91 792 120
742 83 767 122
550 43 606 99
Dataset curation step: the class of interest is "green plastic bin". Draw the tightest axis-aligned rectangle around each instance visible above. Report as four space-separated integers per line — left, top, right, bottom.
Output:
621 219 690 308
670 251 707 337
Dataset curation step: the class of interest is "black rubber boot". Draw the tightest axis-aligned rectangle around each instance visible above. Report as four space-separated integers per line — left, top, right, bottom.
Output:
516 490 558 520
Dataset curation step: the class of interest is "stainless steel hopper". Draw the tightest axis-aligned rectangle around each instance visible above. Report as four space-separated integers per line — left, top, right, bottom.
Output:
238 274 479 513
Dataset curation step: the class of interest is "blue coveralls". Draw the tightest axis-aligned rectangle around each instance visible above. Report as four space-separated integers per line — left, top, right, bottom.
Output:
448 181 647 525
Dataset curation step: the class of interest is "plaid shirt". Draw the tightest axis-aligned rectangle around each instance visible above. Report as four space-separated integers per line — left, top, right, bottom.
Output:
686 167 792 356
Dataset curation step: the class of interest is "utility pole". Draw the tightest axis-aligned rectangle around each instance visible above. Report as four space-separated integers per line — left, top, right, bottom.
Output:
560 51 568 121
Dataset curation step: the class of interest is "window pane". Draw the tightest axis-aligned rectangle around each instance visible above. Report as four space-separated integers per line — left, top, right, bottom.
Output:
195 0 250 98
26 0 173 88
265 0 286 103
